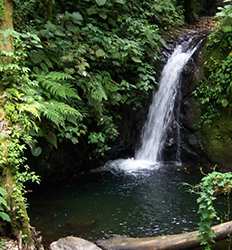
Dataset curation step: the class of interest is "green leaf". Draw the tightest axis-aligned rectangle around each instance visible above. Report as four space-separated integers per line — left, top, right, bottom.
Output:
95 49 106 58
99 13 107 19
0 187 6 197
31 146 42 157
115 0 125 4
222 25 232 33
0 212 11 222
131 56 142 63
95 0 107 6
0 197 7 208
69 12 83 24
221 99 229 107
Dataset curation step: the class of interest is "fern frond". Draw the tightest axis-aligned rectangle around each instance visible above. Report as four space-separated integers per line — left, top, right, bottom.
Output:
18 103 41 119
36 72 80 100
39 100 82 127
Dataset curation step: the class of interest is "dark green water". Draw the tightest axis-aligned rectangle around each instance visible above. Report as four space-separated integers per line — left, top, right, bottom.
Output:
28 165 207 245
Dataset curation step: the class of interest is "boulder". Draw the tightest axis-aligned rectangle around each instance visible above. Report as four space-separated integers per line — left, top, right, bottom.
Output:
50 236 102 250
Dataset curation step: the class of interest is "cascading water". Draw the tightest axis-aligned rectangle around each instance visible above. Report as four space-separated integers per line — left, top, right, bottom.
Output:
107 38 202 174
135 40 198 163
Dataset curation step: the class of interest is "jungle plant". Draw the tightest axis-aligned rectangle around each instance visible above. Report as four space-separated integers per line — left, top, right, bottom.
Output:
195 3 232 124
195 172 232 250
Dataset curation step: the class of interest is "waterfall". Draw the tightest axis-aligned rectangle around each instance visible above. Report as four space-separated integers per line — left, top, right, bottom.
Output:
107 38 202 174
135 40 199 163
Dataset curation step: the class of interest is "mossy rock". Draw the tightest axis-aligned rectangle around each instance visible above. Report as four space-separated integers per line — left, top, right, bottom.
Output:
201 114 232 167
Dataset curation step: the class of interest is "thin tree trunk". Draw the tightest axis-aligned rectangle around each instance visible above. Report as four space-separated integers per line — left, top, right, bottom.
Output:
0 0 13 51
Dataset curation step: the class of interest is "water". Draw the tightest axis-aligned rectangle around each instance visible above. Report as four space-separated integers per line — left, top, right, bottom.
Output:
136 42 197 163
28 166 201 246
107 39 201 174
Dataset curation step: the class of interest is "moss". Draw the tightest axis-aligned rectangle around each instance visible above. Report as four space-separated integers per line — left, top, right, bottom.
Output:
201 114 232 167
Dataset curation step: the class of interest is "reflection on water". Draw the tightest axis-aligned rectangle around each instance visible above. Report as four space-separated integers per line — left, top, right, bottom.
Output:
28 165 203 245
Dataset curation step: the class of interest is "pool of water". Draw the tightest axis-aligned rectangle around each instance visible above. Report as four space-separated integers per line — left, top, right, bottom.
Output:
28 164 207 246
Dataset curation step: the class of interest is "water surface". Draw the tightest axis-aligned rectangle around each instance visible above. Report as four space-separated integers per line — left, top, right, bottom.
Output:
28 165 202 245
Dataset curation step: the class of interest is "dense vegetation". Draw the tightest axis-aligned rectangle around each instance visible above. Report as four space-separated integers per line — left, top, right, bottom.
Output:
195 2 232 249
0 0 184 246
0 0 231 249
12 0 184 160
196 3 232 123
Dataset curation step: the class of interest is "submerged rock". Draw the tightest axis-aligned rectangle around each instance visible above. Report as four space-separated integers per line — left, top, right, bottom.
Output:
50 236 102 250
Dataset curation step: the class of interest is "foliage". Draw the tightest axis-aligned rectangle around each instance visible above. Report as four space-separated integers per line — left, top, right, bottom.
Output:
195 4 232 240
0 2 184 238
195 3 232 123
0 0 221 245
9 0 184 158
0 31 86 155
195 172 232 250
0 0 180 235
0 187 10 223
196 55 232 122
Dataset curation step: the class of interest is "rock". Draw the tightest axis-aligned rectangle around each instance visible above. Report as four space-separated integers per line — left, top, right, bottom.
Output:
201 114 232 168
50 236 102 250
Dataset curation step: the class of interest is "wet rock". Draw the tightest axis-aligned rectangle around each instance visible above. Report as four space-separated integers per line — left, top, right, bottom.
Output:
50 236 102 250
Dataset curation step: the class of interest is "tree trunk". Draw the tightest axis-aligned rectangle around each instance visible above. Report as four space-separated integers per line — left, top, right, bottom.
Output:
0 0 13 51
97 221 232 250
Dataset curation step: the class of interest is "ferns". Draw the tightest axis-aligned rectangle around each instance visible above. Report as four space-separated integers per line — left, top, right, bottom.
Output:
40 100 82 127
36 72 80 101
34 71 83 129
2 47 84 145
18 103 41 119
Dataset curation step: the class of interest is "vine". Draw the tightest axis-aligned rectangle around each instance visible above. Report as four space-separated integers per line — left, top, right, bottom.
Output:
196 172 232 250
0 31 40 244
